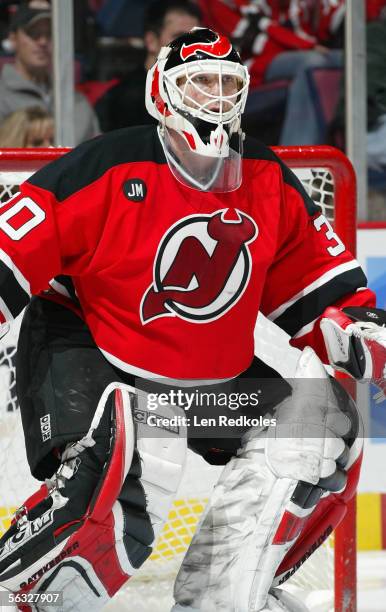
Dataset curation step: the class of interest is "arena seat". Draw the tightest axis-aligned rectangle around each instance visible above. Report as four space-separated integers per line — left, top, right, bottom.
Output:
306 66 343 139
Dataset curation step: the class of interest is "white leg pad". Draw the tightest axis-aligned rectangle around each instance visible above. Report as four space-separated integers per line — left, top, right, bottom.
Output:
172 433 299 612
172 348 354 612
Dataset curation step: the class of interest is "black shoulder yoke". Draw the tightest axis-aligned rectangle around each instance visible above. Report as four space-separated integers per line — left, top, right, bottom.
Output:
27 125 166 202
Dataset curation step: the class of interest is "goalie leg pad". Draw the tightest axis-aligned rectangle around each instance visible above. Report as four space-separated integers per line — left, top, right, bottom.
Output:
272 373 364 586
172 348 359 612
260 588 309 612
0 385 187 611
173 430 299 612
0 383 135 605
38 421 188 612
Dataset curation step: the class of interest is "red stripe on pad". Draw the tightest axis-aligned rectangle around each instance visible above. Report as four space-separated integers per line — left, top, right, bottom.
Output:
273 510 306 545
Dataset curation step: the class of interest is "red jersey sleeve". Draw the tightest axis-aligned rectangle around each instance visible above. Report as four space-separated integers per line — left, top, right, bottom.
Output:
0 149 108 324
259 162 375 363
261 18 316 50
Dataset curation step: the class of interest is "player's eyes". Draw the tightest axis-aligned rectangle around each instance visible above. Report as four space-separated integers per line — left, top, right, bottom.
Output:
192 75 211 85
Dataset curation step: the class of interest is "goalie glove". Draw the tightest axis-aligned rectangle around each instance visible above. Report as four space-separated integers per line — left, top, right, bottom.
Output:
320 306 386 402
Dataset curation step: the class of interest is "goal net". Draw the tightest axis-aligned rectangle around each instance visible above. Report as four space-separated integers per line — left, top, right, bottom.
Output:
0 146 357 612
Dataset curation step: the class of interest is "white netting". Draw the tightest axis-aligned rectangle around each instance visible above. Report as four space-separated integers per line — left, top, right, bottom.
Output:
296 168 335 221
0 171 32 205
0 163 338 611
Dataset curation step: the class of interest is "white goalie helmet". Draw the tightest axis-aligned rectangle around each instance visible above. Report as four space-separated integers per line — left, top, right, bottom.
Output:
145 27 250 192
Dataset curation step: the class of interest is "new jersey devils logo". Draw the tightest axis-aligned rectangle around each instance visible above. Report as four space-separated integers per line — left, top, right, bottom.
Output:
180 34 232 61
140 209 258 324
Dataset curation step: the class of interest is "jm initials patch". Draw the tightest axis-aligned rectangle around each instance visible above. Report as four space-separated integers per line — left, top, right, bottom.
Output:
123 179 147 202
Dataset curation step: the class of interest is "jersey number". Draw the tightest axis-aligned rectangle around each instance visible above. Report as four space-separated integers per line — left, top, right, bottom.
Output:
313 214 345 256
0 197 45 240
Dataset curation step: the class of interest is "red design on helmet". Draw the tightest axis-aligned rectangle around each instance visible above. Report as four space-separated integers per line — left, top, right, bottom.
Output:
180 33 232 61
182 131 196 149
144 28 250 191
151 66 171 117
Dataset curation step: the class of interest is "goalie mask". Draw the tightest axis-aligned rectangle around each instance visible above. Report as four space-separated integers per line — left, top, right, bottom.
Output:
145 27 250 192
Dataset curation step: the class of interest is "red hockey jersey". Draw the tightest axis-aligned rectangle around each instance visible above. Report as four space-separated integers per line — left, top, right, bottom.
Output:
0 126 374 380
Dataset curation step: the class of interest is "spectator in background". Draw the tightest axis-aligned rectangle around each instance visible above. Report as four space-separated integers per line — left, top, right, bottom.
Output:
200 0 344 145
330 1 386 205
0 1 100 145
366 6 386 190
95 0 201 132
261 0 344 145
0 105 54 147
0 105 54 204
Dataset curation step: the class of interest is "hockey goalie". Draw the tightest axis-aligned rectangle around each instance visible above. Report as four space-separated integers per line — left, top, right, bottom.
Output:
0 19 385 612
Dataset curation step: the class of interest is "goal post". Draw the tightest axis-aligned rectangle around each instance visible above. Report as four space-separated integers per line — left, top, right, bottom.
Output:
274 145 357 254
0 145 358 612
275 146 357 612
